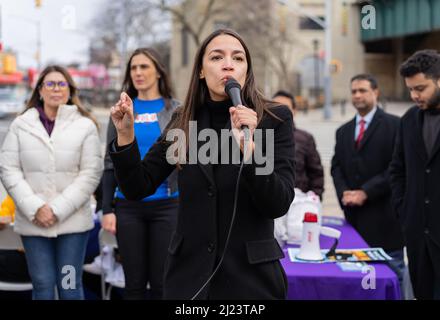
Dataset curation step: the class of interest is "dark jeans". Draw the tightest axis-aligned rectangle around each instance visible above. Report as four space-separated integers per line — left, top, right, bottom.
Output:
115 197 178 300
21 231 89 300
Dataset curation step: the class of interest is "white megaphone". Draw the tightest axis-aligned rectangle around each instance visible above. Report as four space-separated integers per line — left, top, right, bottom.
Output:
296 212 341 261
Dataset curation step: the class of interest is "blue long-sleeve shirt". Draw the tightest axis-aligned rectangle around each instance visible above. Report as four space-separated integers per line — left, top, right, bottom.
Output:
115 97 178 201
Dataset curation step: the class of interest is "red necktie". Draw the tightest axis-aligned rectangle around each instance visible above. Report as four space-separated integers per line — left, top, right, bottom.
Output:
356 119 365 149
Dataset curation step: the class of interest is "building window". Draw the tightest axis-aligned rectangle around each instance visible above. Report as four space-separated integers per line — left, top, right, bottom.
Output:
299 17 325 30
181 27 189 66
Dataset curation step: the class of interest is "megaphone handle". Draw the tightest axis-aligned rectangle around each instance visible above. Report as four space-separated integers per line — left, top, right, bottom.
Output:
325 239 339 259
320 226 341 239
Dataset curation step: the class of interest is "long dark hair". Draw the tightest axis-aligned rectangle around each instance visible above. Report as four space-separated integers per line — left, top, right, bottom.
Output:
169 29 278 147
121 47 173 109
24 65 98 128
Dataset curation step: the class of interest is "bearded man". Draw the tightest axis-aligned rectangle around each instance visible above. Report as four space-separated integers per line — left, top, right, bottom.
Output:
390 50 440 300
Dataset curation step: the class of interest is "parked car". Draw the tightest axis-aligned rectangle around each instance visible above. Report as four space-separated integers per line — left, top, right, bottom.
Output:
0 85 27 118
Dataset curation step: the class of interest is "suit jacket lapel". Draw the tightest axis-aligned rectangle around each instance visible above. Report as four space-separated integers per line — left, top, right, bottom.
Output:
195 107 215 186
347 117 357 153
357 108 382 151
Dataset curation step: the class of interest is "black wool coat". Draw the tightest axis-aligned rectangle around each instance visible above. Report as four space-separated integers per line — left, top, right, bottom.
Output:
109 104 295 300
331 107 404 251
389 106 440 261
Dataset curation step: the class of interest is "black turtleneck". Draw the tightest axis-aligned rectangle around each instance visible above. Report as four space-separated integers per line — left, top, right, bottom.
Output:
422 108 440 156
206 98 232 135
206 98 233 174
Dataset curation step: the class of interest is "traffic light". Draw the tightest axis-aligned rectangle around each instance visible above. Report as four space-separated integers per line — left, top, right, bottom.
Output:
35 0 42 8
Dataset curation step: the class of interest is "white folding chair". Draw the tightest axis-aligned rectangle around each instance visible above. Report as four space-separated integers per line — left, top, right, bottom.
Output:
98 229 124 300
0 224 33 292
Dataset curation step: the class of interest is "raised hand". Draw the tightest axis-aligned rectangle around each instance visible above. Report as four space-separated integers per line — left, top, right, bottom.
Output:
111 92 135 146
229 105 257 160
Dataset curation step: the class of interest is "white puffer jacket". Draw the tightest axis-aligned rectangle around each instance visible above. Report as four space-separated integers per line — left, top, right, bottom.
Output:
0 104 103 237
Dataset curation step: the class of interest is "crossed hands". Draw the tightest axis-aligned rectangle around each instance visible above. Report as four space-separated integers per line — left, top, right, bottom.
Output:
342 190 368 207
33 204 57 228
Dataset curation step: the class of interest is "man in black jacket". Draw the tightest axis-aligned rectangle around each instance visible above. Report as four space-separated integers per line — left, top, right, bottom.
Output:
273 90 324 199
331 74 405 288
390 50 440 300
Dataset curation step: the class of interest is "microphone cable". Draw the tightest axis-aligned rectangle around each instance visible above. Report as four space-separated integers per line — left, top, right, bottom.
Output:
190 136 251 300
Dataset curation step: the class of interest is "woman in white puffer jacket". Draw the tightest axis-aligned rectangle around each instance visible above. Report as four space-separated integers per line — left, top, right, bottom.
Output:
0 65 103 300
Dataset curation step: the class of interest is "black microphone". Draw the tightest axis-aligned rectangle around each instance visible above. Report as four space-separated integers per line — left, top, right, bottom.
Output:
225 77 243 107
225 78 249 141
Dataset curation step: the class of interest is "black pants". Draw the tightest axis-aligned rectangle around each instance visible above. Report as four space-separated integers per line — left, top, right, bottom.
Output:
115 198 178 300
407 235 440 300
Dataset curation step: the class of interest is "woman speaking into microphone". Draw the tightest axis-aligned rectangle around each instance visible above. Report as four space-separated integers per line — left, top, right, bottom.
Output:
109 29 295 300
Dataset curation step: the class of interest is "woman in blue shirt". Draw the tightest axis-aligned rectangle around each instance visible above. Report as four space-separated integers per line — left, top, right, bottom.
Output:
102 48 179 300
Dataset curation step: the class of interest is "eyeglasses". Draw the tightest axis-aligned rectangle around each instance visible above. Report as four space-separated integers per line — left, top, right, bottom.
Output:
42 81 69 91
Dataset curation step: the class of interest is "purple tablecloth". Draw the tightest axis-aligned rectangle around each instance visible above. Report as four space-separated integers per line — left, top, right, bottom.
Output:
281 218 401 300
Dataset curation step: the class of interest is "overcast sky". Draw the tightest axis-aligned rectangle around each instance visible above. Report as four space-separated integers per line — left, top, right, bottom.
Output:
0 0 105 69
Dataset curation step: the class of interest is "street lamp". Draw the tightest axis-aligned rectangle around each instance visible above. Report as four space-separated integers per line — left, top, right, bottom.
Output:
278 0 332 119
313 39 320 110
120 0 128 81
6 14 42 70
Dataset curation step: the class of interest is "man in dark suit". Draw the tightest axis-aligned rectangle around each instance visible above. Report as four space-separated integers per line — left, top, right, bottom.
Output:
331 74 405 288
390 50 440 300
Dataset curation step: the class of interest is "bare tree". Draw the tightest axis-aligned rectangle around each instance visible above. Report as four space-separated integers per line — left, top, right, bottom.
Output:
89 0 301 94
89 0 171 66
89 37 118 68
230 0 300 94
89 0 231 68
90 0 231 53
156 0 230 46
